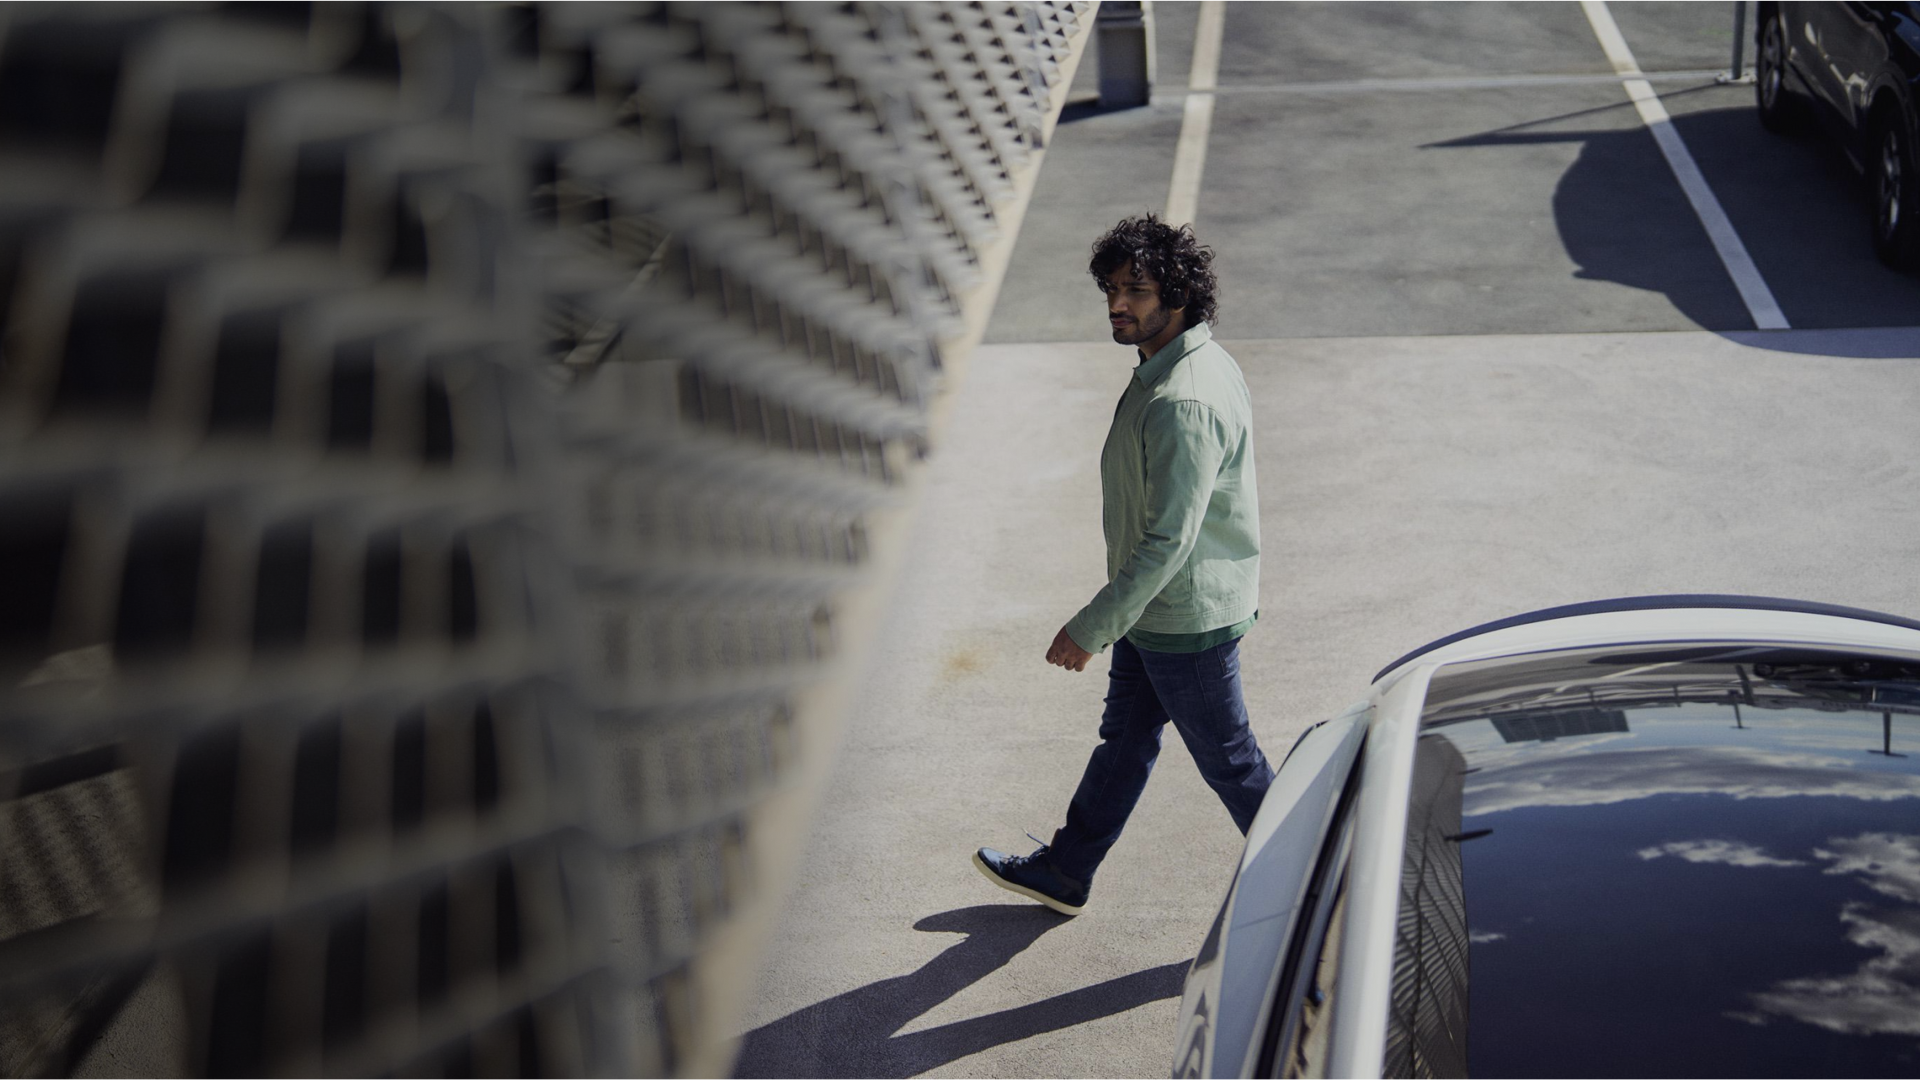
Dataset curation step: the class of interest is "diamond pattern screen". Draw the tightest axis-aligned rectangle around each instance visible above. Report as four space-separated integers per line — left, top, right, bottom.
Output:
0 4 1090 1074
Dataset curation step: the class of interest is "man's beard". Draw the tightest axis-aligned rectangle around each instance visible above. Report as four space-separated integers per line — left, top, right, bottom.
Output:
1111 305 1172 346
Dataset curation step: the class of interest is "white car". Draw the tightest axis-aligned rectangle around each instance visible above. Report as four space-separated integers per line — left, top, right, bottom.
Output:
1174 595 1920 1078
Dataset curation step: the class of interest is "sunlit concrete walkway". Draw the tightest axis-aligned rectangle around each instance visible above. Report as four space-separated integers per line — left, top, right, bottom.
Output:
737 326 1920 1077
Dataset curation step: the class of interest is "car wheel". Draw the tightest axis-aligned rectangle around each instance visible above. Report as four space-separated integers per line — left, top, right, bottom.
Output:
1870 115 1920 272
1755 14 1803 134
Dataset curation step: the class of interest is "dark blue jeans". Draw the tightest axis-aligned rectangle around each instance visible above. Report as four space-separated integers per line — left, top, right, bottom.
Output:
1049 636 1274 884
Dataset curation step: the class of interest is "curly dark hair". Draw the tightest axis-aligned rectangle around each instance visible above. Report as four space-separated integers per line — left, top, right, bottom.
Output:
1088 213 1219 328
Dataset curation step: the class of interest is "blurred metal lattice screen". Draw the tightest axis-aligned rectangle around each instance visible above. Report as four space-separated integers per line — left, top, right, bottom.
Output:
0 3 1090 1076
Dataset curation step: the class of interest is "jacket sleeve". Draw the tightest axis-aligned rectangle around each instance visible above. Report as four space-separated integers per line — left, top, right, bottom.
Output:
1064 399 1228 653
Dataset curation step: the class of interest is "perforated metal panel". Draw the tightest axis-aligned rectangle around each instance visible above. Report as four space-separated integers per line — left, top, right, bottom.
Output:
0 3 1090 1075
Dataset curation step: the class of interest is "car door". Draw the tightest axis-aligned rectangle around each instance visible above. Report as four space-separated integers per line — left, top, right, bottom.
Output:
1828 2 1898 150
1792 2 1864 135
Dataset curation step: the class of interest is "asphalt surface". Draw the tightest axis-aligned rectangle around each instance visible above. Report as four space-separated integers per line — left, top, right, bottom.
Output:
737 4 1920 1077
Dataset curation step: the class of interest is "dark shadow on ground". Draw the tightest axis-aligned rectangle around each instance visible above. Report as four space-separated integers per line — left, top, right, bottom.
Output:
731 904 1189 1078
1716 327 1920 357
1428 91 1920 356
1057 94 1144 124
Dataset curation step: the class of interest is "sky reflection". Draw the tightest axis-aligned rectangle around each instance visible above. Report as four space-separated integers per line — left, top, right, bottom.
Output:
1426 697 1920 1077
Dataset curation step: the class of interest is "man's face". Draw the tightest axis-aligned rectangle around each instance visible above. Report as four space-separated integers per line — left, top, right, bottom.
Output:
1101 261 1182 350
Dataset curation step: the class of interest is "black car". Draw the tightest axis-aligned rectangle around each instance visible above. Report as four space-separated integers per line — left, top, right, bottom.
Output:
1755 2 1920 270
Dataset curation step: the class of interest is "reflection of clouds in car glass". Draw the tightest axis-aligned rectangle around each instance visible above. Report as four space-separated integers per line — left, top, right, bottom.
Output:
1461 746 1920 815
1440 723 1632 765
1703 832 1920 1038
1637 839 1806 868
1752 902 1920 1037
1816 833 1920 905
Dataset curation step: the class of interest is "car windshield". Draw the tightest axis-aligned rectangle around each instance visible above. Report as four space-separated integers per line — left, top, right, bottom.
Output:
1390 643 1920 1077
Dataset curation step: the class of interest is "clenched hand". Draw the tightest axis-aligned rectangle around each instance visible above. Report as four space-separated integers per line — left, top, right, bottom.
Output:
1046 626 1094 672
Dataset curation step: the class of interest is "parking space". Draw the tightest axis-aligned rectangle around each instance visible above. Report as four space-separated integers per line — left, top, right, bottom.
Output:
1606 0 1744 73
994 1 1920 342
1200 81 1753 337
1217 1 1615 83
1663 88 1920 330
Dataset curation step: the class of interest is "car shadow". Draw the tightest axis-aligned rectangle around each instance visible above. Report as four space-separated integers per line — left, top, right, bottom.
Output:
731 904 1189 1078
1427 89 1920 356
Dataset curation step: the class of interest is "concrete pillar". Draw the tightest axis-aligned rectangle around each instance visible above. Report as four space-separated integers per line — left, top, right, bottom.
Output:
1097 0 1155 109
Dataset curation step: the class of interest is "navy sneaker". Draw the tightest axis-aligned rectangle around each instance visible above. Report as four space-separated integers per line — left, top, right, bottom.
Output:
973 843 1089 915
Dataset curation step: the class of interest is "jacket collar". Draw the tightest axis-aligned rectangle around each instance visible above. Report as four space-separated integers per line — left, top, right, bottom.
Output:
1134 321 1211 388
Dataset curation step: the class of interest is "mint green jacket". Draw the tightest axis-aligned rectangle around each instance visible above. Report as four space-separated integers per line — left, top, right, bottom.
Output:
1064 322 1260 653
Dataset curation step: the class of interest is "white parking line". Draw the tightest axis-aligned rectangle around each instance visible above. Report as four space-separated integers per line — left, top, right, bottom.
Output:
1581 0 1790 330
1164 0 1225 228
1187 69 1730 96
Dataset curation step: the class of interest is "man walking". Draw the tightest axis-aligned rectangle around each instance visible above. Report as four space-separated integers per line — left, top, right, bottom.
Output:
975 214 1273 915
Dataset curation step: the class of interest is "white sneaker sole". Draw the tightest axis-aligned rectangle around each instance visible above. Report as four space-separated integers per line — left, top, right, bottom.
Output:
972 851 1085 916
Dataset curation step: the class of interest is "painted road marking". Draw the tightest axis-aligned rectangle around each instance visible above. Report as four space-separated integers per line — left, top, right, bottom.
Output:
1180 69 1728 96
1165 0 1225 228
1582 0 1789 330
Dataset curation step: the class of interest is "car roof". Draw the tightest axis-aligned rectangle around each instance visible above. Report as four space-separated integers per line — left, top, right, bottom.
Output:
1373 594 1920 683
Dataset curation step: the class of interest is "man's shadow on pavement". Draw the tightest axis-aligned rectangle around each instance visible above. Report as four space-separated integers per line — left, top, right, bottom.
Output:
731 904 1189 1078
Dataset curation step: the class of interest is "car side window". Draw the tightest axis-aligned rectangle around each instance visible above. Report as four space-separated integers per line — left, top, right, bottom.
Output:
1278 866 1348 1078
1379 733 1471 1077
